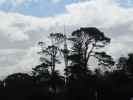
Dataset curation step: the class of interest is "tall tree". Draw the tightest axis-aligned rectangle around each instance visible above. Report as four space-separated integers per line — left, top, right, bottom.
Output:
117 53 133 74
116 56 128 71
36 33 65 95
64 27 115 100
48 33 69 69
127 53 133 74
46 33 69 83
66 27 114 78
37 33 63 74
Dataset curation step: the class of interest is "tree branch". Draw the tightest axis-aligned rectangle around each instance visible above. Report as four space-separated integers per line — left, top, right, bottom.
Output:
86 42 96 64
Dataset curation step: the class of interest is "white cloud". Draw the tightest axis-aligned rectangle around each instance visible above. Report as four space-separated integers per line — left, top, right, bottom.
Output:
0 11 56 41
0 49 26 55
0 12 29 41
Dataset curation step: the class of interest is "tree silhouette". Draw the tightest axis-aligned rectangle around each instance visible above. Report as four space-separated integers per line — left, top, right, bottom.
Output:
63 27 115 100
66 27 114 79
46 33 69 83
51 33 69 83
95 52 115 71
3 73 34 98
116 53 133 74
2 27 133 100
32 63 51 86
35 33 66 95
127 53 133 74
116 56 128 71
0 80 4 96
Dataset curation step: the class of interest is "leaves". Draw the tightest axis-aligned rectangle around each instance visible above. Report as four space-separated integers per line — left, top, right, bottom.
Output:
95 52 115 69
72 27 110 43
36 27 115 88
66 27 114 78
49 33 66 45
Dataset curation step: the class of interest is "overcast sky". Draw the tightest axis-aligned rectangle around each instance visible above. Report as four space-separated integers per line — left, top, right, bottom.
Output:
0 0 133 79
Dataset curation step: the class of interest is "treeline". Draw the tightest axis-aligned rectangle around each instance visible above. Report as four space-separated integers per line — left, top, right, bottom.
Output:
0 27 133 100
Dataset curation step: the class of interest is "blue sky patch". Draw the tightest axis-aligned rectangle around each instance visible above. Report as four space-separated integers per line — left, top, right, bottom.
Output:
0 0 80 17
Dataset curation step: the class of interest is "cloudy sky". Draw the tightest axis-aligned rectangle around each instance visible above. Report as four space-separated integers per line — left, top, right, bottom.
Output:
0 0 133 79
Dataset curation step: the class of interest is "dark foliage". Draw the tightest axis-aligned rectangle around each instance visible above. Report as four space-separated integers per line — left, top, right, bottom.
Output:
0 27 133 100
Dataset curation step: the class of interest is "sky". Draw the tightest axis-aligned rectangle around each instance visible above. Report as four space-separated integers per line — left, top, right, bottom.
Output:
0 0 133 79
